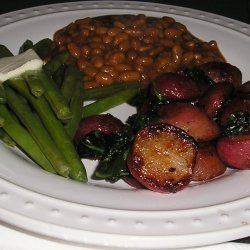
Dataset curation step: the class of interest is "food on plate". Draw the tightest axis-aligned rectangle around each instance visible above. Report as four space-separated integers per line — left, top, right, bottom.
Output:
50 14 225 88
197 61 242 88
192 144 227 181
217 134 250 170
153 72 207 101
198 82 233 118
127 123 197 193
0 13 249 194
157 102 220 142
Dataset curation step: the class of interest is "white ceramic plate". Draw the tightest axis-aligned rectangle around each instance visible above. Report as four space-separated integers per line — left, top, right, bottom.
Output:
0 1 249 249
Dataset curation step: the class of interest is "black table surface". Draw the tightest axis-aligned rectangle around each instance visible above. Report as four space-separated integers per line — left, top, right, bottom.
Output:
0 0 250 24
0 0 250 245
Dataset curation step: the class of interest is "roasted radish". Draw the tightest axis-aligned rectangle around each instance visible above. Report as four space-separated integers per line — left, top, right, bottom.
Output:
153 72 205 101
74 114 124 145
217 134 250 170
74 114 124 159
220 97 250 127
198 61 242 88
198 82 233 118
192 145 227 181
127 123 197 193
157 102 220 142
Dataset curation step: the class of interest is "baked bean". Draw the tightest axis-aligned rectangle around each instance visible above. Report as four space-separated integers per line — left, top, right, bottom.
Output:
108 27 122 36
126 50 138 61
114 63 132 72
138 45 152 52
143 36 155 44
125 26 143 37
148 46 164 57
91 48 103 56
172 22 187 32
161 38 174 48
77 58 89 71
130 38 141 50
135 56 153 66
113 32 130 46
101 65 117 77
84 66 98 77
117 70 141 82
119 40 131 52
102 34 112 44
80 28 90 37
91 56 104 68
75 17 92 25
114 20 126 29
52 14 225 88
95 26 108 35
171 45 182 65
67 43 81 59
81 45 91 57
164 27 183 39
108 52 125 65
182 51 195 65
95 72 114 85
155 54 172 72
90 36 103 43
145 27 161 37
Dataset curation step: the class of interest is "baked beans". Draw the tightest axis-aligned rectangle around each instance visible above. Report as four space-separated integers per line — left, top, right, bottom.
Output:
52 14 225 88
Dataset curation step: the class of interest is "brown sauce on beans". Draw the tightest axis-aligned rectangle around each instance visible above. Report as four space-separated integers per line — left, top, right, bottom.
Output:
51 14 225 89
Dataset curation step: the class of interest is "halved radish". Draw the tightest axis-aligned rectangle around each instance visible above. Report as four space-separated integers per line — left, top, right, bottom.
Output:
157 102 220 142
127 123 197 193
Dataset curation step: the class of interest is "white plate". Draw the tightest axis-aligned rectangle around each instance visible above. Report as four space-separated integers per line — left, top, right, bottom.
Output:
0 1 249 249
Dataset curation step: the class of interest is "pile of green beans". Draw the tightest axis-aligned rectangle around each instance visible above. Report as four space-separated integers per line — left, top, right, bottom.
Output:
0 43 140 182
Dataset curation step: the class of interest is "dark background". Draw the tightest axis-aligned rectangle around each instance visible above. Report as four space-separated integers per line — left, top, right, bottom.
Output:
0 0 250 244
1 0 250 24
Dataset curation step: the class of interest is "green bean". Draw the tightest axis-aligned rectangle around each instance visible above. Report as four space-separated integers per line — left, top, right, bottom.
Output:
37 71 72 121
43 51 70 76
22 71 45 97
0 127 16 147
0 102 56 173
61 64 82 103
64 70 84 138
19 40 33 54
5 85 69 177
0 85 6 103
33 38 52 60
8 78 87 182
82 87 139 118
83 81 140 101
0 116 4 127
0 44 13 58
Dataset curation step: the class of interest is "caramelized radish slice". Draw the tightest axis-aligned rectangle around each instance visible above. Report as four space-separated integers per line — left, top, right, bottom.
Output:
127 123 197 193
217 134 250 170
198 62 242 88
123 175 145 189
220 97 250 127
192 145 227 181
198 82 233 118
158 102 220 142
153 72 205 101
74 114 123 145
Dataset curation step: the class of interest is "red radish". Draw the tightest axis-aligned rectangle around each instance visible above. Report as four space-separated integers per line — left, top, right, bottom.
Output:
153 72 207 101
157 102 220 142
198 61 242 88
74 114 123 145
192 144 227 181
217 134 250 170
220 97 250 126
127 123 197 193
198 82 233 118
